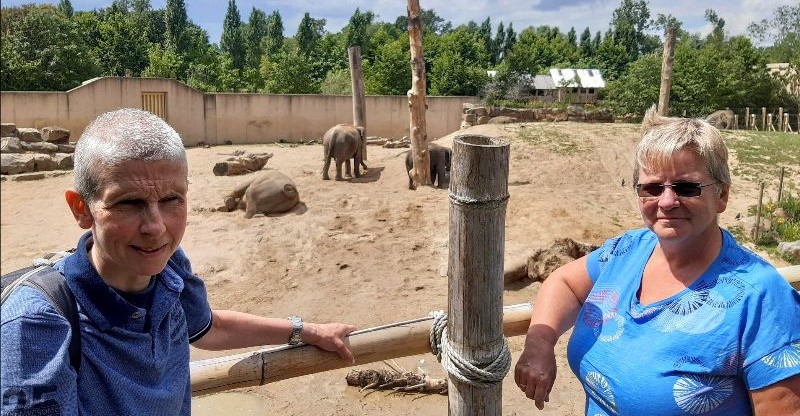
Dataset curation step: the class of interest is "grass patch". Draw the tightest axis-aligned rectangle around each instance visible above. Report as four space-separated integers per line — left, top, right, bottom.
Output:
725 131 800 186
515 125 586 155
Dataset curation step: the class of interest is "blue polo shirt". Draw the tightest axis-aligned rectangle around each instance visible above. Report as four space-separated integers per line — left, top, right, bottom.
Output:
1 232 212 415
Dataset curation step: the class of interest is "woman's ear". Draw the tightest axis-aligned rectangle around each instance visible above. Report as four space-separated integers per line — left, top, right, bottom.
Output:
65 189 93 229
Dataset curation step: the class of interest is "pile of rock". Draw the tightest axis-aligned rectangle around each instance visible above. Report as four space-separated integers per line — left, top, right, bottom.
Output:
461 104 614 129
1 123 75 176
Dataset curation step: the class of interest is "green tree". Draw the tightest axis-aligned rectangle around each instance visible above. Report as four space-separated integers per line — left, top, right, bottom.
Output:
393 8 452 36
261 48 319 93
245 7 267 69
365 35 410 95
142 43 183 78
579 27 593 57
97 11 149 76
748 4 800 63
57 0 73 17
344 8 374 55
610 0 651 60
320 68 352 95
478 17 492 65
220 0 245 70
164 0 188 53
296 12 324 55
1 5 99 90
264 10 284 57
492 22 505 64
428 28 488 95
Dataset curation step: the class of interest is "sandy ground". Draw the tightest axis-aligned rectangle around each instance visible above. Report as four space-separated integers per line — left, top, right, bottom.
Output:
0 122 789 415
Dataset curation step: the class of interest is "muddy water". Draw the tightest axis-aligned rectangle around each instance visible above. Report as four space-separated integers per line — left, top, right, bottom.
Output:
192 392 267 415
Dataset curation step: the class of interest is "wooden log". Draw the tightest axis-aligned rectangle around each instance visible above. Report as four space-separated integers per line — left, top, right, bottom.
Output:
407 0 431 188
657 27 676 116
448 134 510 415
744 107 750 129
190 303 533 396
348 46 368 164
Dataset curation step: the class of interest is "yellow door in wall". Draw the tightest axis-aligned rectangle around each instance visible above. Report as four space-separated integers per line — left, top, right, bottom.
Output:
142 92 167 120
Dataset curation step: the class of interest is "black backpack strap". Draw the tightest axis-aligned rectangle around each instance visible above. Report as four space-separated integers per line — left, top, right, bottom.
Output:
1 266 81 371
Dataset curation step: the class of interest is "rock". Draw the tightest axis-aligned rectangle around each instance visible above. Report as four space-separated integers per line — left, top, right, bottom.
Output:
41 126 70 144
53 153 74 169
11 172 47 181
1 137 23 153
0 123 18 137
488 116 516 124
21 141 59 153
32 154 57 171
777 240 800 262
1 153 36 175
17 128 42 143
56 143 76 153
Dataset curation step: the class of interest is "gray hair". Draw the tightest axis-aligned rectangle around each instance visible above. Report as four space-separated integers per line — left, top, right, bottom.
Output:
74 108 187 201
634 105 730 191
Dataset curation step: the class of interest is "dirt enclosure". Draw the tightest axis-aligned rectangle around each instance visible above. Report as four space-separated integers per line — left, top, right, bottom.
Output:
0 122 787 415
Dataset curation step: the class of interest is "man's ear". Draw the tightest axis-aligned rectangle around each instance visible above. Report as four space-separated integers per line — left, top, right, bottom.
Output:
65 189 93 229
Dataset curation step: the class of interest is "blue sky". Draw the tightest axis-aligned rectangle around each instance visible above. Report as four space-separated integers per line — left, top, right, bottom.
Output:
4 0 792 46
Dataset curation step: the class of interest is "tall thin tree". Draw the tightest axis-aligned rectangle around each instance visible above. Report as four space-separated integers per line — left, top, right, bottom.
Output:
221 0 245 71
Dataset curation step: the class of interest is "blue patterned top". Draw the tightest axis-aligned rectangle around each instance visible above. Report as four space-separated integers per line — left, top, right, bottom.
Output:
567 228 800 415
1 232 213 415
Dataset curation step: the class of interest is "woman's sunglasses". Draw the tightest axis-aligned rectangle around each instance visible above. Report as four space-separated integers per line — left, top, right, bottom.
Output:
635 181 718 198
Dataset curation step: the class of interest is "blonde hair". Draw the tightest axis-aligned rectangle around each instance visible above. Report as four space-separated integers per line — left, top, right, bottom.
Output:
74 108 187 201
634 105 730 190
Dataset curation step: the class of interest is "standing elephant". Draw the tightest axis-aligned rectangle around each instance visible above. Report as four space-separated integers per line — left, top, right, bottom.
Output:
405 143 451 190
322 124 364 181
706 109 735 129
221 170 300 218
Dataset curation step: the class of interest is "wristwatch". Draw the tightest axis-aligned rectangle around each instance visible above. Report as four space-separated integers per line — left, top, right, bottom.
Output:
287 315 303 345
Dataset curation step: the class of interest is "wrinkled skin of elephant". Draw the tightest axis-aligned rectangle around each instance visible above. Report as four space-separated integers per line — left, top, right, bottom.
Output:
705 109 735 129
405 143 451 190
322 124 364 181
223 170 300 218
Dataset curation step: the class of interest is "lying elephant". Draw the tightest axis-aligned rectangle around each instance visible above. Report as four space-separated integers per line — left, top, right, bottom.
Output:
706 109 735 129
322 124 364 181
405 143 451 190
220 170 300 218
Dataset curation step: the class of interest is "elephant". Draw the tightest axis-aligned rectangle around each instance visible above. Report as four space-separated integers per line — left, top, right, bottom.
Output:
706 109 735 130
405 143 451 190
220 170 300 218
322 124 365 181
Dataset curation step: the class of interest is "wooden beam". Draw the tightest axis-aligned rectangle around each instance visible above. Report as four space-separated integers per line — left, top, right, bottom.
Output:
657 27 676 116
190 303 532 396
348 46 367 164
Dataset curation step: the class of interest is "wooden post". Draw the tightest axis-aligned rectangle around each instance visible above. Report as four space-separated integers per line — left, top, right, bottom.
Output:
754 182 765 243
744 107 750 129
777 166 785 202
448 134 510 416
657 27 676 116
734 114 739 130
348 46 368 165
767 114 775 132
407 0 431 188
778 107 784 131
750 114 758 131
761 107 766 131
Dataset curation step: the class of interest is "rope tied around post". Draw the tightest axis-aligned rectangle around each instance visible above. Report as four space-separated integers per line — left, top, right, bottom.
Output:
428 310 512 388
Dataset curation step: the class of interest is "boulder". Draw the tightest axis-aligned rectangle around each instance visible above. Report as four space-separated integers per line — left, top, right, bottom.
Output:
21 141 59 153
0 123 18 137
53 153 74 169
1 137 23 153
488 116 516 124
17 128 42 143
41 126 70 144
32 154 58 171
1 153 36 175
777 240 800 262
706 109 735 129
56 143 76 153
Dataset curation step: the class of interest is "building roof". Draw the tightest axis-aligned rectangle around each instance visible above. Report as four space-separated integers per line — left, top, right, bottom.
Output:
533 75 556 90
549 68 605 88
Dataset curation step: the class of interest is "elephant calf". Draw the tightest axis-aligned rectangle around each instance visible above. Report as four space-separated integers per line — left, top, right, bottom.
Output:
220 170 300 218
405 143 451 190
322 123 365 181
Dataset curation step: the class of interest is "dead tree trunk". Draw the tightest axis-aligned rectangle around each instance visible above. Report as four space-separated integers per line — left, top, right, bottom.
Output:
407 0 431 187
447 135 510 415
658 27 676 116
349 46 367 165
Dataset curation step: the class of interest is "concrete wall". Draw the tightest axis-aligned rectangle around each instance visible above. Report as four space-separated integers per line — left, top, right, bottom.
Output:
1 77 476 146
